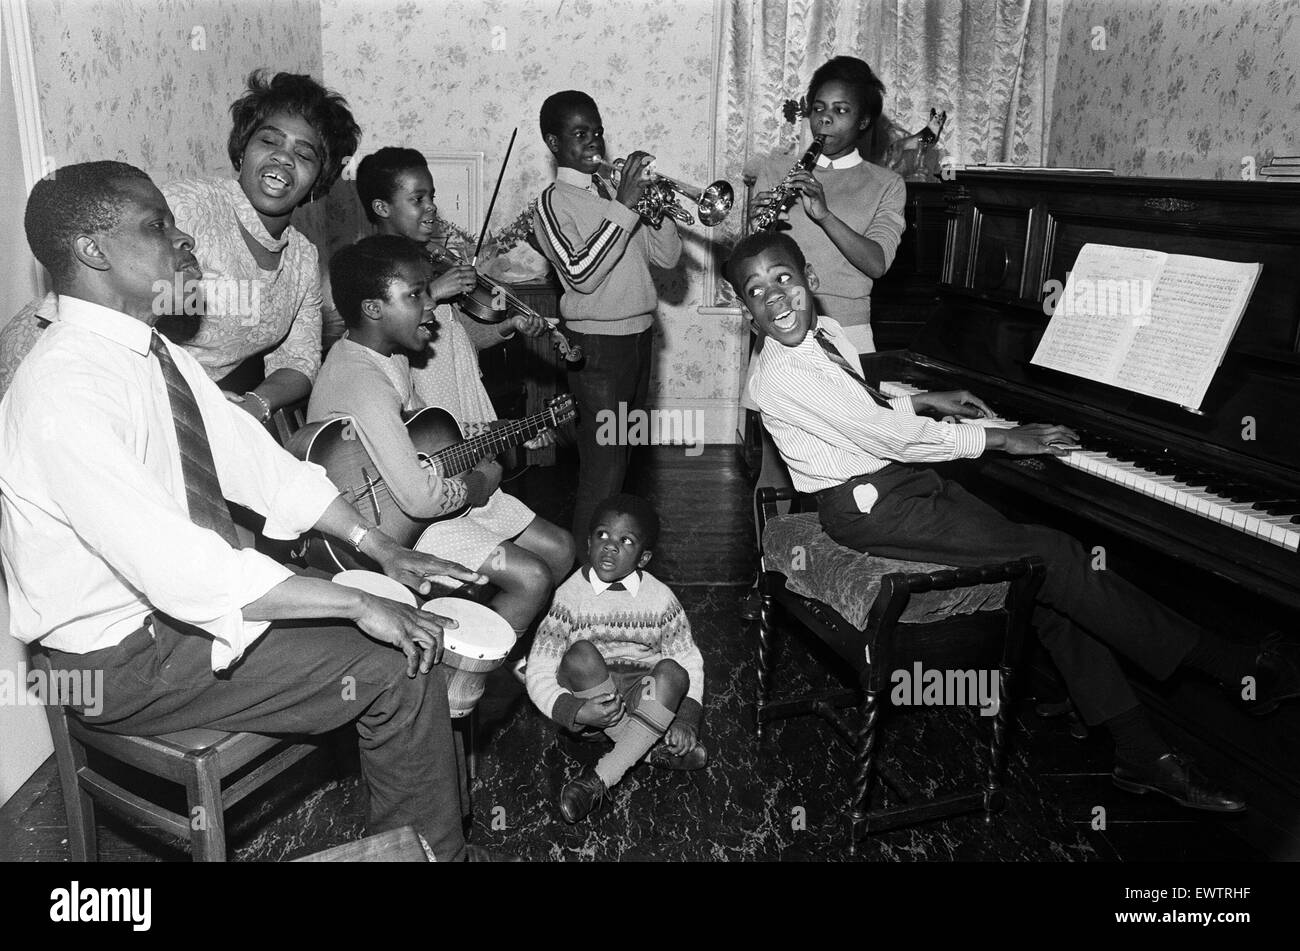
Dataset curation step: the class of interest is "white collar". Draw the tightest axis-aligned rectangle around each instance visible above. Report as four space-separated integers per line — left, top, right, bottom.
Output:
796 315 862 377
556 167 597 190
815 149 864 170
55 295 156 356
586 566 642 597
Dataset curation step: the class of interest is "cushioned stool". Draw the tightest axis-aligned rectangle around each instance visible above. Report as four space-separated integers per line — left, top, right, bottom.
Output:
754 486 1045 851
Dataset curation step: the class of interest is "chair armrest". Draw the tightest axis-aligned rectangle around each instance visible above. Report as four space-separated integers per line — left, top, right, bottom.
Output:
270 397 309 447
756 485 799 505
878 555 1045 597
755 485 802 538
865 556 1046 681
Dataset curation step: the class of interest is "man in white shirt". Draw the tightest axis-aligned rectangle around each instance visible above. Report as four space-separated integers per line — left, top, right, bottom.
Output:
0 161 491 861
731 231 1300 815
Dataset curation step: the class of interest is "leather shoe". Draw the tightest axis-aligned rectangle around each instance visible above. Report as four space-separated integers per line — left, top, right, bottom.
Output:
466 844 524 862
1112 752 1246 813
1247 631 1300 716
647 741 709 770
559 766 607 823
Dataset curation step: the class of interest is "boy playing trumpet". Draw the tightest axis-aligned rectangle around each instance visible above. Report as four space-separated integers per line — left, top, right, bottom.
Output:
532 90 682 545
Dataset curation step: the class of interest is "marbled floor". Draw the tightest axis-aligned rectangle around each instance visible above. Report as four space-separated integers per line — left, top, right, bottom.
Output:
0 447 1272 861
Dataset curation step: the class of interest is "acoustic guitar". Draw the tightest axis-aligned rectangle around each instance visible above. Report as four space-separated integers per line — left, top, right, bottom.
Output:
286 394 576 572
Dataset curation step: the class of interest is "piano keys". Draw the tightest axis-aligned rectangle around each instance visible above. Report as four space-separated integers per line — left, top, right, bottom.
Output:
854 171 1300 852
879 380 1300 553
864 170 1300 614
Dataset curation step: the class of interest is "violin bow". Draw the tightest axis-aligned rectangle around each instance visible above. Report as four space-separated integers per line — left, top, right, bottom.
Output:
472 127 518 265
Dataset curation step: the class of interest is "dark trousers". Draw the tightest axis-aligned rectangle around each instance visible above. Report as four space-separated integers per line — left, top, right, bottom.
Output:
46 611 467 861
567 328 653 543
817 465 1202 725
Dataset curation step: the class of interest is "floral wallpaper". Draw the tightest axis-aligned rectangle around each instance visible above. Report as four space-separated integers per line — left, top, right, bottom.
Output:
27 0 325 228
1049 0 1300 178
320 0 744 407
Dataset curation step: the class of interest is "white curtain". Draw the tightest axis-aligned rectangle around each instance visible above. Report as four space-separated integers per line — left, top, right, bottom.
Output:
711 0 1062 303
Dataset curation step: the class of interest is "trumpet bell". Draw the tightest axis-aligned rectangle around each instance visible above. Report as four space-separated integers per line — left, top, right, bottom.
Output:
599 158 735 228
695 180 734 226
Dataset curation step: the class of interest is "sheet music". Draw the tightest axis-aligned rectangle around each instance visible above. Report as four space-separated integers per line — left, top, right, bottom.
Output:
1033 244 1164 381
1116 256 1259 405
1032 243 1260 409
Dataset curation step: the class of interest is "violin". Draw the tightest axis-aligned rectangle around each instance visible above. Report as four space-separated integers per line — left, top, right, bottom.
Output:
425 244 583 364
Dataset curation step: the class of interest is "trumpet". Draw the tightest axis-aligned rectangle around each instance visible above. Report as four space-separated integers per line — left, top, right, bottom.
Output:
751 134 827 231
596 156 734 228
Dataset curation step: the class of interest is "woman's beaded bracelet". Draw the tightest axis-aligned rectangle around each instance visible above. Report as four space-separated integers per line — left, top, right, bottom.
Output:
245 391 272 424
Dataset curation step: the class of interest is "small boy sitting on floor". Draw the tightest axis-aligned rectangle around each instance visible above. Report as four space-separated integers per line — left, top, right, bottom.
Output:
526 493 707 823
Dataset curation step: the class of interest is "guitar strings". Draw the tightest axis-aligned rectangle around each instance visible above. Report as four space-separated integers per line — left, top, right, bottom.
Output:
340 405 572 506
344 413 549 502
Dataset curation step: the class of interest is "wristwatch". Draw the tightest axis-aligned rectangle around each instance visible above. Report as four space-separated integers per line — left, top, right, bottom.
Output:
347 524 372 553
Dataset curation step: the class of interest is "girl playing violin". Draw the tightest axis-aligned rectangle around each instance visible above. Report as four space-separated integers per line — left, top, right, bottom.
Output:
749 56 906 354
334 146 552 360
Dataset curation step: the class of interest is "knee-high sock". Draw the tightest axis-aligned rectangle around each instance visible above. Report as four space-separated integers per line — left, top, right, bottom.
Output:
573 677 618 707
594 677 675 789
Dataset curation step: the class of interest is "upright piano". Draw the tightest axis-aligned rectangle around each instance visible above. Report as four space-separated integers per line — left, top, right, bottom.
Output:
865 172 1300 848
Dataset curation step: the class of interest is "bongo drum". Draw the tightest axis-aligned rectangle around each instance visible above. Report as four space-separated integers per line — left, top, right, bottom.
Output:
423 598 515 718
332 570 418 607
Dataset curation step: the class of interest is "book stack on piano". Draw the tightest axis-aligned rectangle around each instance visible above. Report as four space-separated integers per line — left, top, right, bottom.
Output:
1259 154 1300 181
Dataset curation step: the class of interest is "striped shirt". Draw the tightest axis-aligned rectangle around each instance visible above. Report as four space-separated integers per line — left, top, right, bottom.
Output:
531 166 681 335
746 316 986 493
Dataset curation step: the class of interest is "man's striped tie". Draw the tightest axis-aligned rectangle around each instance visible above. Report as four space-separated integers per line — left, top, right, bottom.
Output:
150 332 240 547
812 328 893 409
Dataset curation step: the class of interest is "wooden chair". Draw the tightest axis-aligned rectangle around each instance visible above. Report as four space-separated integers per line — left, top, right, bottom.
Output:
753 472 1045 852
270 398 308 447
30 650 321 861
253 399 312 564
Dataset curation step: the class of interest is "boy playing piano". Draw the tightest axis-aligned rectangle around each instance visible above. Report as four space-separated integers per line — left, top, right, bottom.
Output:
730 230 1299 813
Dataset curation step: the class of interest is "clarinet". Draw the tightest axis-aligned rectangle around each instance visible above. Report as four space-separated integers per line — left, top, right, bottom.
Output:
752 134 828 231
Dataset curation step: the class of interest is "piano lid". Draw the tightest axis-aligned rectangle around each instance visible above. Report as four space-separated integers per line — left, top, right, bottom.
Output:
911 172 1300 477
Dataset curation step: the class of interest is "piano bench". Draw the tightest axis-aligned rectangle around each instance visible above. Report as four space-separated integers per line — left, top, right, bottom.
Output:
754 486 1045 852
